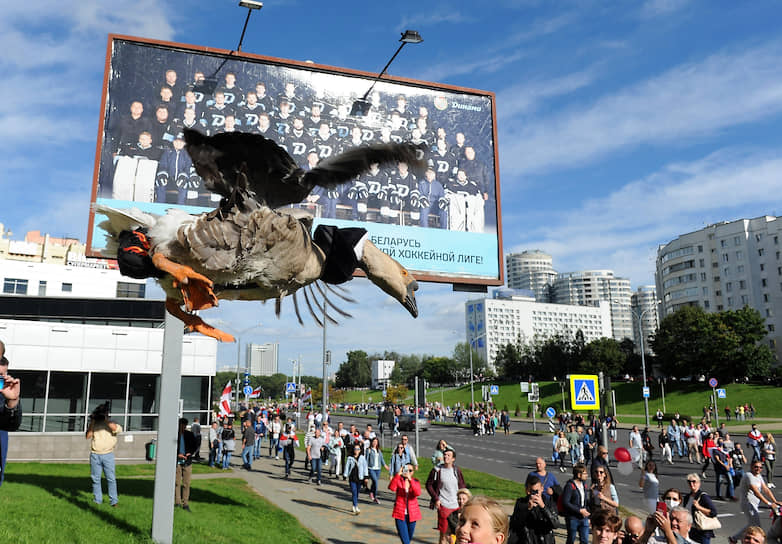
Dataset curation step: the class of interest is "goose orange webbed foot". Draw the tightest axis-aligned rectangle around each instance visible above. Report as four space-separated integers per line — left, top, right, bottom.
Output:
152 253 217 311
164 299 235 343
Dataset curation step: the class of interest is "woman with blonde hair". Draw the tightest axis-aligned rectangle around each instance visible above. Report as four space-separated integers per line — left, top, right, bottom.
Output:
764 434 776 488
456 495 509 544
555 431 570 472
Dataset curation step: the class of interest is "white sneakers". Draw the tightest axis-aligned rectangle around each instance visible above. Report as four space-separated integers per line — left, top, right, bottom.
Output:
351 505 361 514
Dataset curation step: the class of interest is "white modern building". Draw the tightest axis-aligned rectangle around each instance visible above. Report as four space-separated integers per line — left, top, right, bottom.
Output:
372 359 395 389
630 286 660 354
465 290 613 371
551 270 633 342
656 216 782 359
505 250 557 302
0 225 218 435
246 342 279 376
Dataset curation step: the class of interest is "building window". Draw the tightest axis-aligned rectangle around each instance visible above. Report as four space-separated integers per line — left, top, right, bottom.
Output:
717 305 723 310
722 254 729 263
3 278 28 295
116 282 146 299
727 297 733 306
712 262 718 268
761 264 766 271
726 282 733 292
724 267 730 277
62 282 73 292
762 279 768 287
715 290 721 296
701 273 707 281
764 294 770 302
740 280 747 289
721 240 727 248
766 308 773 317
46 371 88 432
769 324 776 332
702 287 709 296
738 265 745 273
736 251 743 260
37 280 47 296
699 259 705 268
735 236 742 246
741 295 749 305
759 248 766 257
703 300 710 309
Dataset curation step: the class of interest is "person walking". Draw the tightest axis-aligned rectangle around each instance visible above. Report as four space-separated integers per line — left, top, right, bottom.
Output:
683 472 718 544
561 463 590 544
389 462 422 544
390 441 411 477
221 420 235 470
344 443 368 514
190 417 202 461
207 421 220 467
85 402 122 507
240 418 254 470
730 460 781 543
639 460 660 515
555 431 570 472
591 464 619 512
366 436 388 503
280 423 299 478
175 417 199 511
306 427 327 485
764 434 776 488
269 414 282 459
426 447 467 544
0 347 22 488
253 414 266 460
659 427 673 465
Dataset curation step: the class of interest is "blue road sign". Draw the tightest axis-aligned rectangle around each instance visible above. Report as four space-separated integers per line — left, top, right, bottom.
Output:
569 375 600 410
243 385 253 396
709 377 718 388
285 382 296 394
546 407 556 418
717 388 726 399
642 386 650 398
490 385 499 395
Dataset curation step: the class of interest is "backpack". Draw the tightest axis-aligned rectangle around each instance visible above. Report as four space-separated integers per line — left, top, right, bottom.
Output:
349 460 360 483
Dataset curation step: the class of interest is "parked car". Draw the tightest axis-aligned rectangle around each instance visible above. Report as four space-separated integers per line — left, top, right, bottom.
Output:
397 414 429 432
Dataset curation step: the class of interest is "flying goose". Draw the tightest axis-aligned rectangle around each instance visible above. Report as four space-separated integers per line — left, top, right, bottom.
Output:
96 130 423 342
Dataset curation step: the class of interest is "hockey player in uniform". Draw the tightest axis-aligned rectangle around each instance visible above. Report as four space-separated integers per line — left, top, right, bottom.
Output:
430 139 459 186
162 69 184 102
450 132 468 160
201 90 234 135
176 90 201 123
217 72 243 106
414 118 433 148
255 113 280 143
304 103 326 137
313 122 340 161
350 162 387 222
278 82 302 116
331 103 355 141
389 111 408 143
392 95 414 129
459 146 494 228
445 168 484 232
302 151 335 218
120 131 161 161
253 82 276 114
213 114 238 135
188 71 208 106
155 132 194 204
283 117 314 168
155 86 177 119
417 166 447 229
171 108 201 138
387 162 418 226
275 99 294 138
237 91 263 131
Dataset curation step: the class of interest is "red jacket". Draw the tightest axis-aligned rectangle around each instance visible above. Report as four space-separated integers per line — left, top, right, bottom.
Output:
389 473 422 521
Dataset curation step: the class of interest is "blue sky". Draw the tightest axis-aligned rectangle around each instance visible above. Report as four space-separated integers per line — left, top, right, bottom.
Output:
3 0 782 376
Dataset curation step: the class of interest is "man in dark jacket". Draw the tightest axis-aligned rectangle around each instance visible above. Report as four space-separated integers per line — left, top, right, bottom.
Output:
175 418 200 511
426 448 467 544
0 343 22 488
510 474 559 544
561 463 590 544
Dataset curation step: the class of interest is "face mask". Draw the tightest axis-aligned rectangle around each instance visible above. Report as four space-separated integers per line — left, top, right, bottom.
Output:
665 498 680 508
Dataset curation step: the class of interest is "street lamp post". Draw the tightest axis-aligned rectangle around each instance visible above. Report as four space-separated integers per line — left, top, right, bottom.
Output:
467 332 486 409
633 304 660 427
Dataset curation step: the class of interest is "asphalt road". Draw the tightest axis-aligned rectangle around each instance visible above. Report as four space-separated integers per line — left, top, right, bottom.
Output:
352 416 777 542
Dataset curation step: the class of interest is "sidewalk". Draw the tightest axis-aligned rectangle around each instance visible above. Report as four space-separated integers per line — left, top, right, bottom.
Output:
228 456 443 544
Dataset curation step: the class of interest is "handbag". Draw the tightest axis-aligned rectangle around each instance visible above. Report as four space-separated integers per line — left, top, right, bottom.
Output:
693 508 721 531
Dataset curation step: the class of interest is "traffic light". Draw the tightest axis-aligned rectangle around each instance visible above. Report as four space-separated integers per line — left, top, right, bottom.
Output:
416 377 427 406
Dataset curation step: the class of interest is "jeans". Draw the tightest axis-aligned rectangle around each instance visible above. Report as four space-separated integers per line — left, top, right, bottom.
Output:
395 516 417 544
368 468 380 496
350 481 360 507
310 458 322 482
242 445 253 469
254 435 264 459
222 450 232 469
716 470 734 498
569 448 578 466
269 437 279 457
566 517 589 544
208 443 218 467
284 448 294 475
90 452 118 505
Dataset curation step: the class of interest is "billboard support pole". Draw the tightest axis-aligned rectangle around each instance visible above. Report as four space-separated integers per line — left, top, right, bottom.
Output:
151 312 183 544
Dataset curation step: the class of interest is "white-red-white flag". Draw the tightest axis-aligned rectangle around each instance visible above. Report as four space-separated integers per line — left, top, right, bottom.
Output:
301 388 312 403
219 381 232 416
249 386 263 399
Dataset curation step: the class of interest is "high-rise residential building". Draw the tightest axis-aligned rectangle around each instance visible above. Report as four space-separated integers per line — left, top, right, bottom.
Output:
465 290 612 372
630 286 660 354
371 359 395 389
505 250 557 302
551 270 633 342
246 342 279 376
656 215 782 359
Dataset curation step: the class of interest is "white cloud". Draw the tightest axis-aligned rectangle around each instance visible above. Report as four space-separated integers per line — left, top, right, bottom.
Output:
497 69 597 118
640 0 691 19
501 40 782 175
507 147 782 285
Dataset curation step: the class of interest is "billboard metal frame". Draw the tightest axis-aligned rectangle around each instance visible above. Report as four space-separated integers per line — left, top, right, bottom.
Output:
87 34 504 287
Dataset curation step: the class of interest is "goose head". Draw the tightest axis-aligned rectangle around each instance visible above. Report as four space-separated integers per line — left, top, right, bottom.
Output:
358 240 419 318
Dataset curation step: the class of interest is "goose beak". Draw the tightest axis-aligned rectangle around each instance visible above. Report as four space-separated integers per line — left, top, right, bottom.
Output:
404 280 419 318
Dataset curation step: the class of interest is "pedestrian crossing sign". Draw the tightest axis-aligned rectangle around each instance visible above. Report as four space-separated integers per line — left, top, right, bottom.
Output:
569 374 599 410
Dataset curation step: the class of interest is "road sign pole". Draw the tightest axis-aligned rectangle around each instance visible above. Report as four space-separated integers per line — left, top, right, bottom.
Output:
713 387 719 427
532 403 537 432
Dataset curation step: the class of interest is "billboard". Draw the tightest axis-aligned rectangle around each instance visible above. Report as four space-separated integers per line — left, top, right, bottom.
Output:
87 35 503 285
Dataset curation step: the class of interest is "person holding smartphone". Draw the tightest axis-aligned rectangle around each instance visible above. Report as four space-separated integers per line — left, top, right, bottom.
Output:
509 474 559 544
389 463 422 544
0 342 22 488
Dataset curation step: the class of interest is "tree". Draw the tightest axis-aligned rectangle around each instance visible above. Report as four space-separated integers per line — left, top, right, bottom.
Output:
453 341 484 380
495 341 524 380
618 338 642 376
579 338 625 376
651 306 713 377
421 356 459 385
335 350 371 387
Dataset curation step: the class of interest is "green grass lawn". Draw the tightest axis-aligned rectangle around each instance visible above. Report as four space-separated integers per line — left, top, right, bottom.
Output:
0 463 319 544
